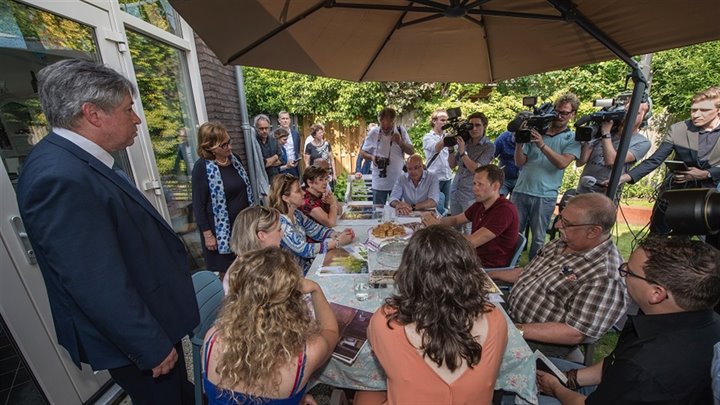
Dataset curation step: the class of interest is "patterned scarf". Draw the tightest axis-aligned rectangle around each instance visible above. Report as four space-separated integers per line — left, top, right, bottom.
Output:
205 154 254 254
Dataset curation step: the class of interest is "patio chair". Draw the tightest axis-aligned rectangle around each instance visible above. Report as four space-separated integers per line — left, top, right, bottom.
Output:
191 270 224 405
483 233 527 295
484 233 527 272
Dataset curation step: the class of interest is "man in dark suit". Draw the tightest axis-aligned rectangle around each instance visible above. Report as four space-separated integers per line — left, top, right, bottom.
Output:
278 110 301 176
16 59 199 404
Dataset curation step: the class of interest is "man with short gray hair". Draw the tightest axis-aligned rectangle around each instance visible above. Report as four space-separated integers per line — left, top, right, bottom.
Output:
490 193 628 358
16 59 199 404
254 114 282 179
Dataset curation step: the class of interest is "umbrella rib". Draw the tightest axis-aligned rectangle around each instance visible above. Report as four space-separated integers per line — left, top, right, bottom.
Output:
463 15 495 82
359 6 413 81
333 3 442 13
399 13 445 29
466 9 564 21
225 0 327 64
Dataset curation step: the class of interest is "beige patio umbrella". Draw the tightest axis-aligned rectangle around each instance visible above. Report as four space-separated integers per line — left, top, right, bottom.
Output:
169 0 720 83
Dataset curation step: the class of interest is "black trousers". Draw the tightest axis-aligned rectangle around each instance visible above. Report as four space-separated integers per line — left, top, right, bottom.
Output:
109 341 194 405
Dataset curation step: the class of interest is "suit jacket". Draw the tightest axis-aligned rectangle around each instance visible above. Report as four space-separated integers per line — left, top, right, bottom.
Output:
16 132 200 371
289 127 301 158
628 120 720 188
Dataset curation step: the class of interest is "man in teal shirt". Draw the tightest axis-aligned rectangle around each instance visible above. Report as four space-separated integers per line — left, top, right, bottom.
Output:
511 93 582 259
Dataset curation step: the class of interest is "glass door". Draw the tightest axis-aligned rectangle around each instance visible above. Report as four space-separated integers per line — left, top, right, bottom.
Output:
0 0 123 402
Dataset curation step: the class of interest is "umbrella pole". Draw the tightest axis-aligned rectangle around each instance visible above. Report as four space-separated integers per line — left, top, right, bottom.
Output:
235 66 268 203
605 69 646 201
546 0 647 204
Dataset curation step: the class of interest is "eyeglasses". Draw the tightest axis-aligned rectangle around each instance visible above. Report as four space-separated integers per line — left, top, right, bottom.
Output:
257 126 270 131
618 262 660 285
557 110 575 117
472 123 484 128
216 140 231 150
556 214 598 228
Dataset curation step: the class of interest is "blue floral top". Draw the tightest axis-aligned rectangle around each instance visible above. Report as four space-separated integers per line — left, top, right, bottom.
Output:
279 210 334 274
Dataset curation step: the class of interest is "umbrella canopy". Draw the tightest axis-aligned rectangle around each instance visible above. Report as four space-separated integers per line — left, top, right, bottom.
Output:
170 0 720 83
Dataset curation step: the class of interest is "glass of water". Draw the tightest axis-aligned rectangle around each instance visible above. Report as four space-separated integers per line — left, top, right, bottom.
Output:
354 282 370 301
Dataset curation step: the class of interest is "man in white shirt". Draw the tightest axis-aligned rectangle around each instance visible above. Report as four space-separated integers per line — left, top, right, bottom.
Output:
360 107 415 205
388 155 440 215
277 111 300 176
423 108 453 211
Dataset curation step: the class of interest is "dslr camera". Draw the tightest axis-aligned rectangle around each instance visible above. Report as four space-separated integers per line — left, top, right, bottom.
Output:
375 156 390 178
574 93 632 142
441 107 474 148
507 97 558 143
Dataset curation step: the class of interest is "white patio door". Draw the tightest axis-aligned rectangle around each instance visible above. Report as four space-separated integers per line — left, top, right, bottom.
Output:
0 0 129 403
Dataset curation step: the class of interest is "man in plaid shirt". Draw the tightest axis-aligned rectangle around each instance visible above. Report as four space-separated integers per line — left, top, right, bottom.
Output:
490 193 628 358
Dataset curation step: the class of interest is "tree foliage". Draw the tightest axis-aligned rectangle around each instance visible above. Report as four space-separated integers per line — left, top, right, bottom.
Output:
244 40 720 197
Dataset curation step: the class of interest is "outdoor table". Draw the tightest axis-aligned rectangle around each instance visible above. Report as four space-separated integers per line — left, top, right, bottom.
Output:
307 212 539 404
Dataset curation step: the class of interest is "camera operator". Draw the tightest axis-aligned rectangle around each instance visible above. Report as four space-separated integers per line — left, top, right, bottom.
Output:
620 86 720 234
512 93 582 259
422 108 453 212
448 112 495 232
360 107 415 205
576 101 651 196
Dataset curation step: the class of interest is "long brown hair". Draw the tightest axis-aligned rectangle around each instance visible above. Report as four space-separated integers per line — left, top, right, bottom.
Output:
385 225 491 371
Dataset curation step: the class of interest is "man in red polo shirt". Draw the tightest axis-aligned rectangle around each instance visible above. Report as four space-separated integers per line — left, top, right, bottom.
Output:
422 164 519 268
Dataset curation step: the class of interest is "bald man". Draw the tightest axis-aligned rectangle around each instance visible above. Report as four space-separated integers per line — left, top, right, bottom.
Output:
388 155 440 215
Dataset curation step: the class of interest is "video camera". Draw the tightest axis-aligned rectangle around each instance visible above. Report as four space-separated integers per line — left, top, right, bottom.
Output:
574 93 632 142
507 97 558 143
441 107 474 148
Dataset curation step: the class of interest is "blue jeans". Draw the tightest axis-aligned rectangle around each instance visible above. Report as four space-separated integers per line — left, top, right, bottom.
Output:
500 178 517 197
439 179 452 211
450 191 475 234
372 189 391 205
511 192 555 260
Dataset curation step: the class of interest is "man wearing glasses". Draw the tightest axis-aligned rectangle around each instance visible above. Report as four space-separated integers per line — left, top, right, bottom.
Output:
254 114 282 179
489 193 628 359
537 235 720 404
512 93 582 259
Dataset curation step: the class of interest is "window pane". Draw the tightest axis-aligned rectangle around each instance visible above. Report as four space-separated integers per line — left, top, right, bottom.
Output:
126 29 203 269
0 0 102 188
119 0 182 37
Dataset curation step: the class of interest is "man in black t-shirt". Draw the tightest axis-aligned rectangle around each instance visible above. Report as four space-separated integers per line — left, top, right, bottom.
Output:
537 235 720 405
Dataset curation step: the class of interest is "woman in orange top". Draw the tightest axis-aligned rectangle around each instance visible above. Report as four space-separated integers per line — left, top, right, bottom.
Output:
359 225 508 405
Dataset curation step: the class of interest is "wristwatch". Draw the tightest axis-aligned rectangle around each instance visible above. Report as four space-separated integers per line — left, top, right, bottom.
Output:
411 204 416 211
601 133 612 139
460 151 468 158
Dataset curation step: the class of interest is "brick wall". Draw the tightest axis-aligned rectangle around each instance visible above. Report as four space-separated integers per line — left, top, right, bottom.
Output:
193 33 247 162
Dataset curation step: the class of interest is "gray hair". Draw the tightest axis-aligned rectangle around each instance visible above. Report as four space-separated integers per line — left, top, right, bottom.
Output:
37 59 136 129
567 193 616 234
253 114 271 128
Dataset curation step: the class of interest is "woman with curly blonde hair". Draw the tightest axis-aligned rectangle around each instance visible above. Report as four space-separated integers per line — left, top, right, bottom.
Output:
203 247 339 404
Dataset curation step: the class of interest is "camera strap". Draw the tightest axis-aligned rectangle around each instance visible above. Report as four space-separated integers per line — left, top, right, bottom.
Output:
375 126 400 160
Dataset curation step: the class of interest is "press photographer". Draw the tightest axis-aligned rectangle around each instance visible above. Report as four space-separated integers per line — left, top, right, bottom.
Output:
575 95 651 195
360 107 415 205
512 93 582 259
447 112 495 228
